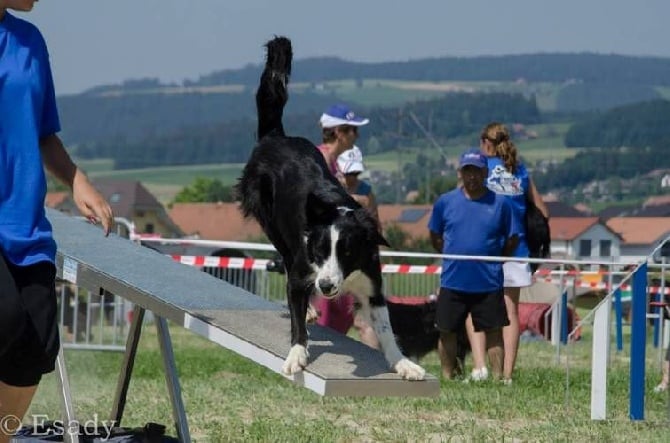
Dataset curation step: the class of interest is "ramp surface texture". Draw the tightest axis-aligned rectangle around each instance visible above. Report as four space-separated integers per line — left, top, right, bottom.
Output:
49 209 439 397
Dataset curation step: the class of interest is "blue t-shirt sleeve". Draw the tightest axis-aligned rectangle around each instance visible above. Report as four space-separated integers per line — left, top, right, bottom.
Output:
428 196 446 235
39 41 61 138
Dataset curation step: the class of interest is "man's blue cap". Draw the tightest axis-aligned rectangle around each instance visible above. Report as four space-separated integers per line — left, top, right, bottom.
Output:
459 149 487 169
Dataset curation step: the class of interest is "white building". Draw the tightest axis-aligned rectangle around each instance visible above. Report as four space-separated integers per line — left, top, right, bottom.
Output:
549 217 621 261
606 217 670 263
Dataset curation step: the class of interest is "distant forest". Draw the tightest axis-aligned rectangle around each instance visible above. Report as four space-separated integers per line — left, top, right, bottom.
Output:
190 53 670 87
57 53 670 195
535 100 670 190
75 92 540 169
564 100 670 148
59 53 669 147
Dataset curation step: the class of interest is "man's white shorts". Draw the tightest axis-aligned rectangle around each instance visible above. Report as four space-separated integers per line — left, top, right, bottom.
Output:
503 261 532 288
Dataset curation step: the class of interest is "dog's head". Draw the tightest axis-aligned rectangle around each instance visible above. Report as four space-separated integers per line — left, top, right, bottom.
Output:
306 207 389 299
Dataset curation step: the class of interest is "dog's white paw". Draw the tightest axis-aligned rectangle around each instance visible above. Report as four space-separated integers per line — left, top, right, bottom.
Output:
282 345 309 375
394 358 426 381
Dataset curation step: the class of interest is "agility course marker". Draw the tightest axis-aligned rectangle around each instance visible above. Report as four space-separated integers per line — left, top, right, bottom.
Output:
590 293 611 420
630 264 648 420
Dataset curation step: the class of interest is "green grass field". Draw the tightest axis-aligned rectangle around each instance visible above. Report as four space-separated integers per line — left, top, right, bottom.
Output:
86 162 245 186
77 162 245 204
655 86 670 100
27 321 670 442
295 79 565 112
365 122 577 173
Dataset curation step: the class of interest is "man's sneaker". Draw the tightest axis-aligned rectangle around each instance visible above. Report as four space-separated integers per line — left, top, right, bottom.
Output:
502 378 513 386
653 382 667 393
474 367 489 381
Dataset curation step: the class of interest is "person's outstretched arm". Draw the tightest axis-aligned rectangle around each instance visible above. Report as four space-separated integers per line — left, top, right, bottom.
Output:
40 134 114 235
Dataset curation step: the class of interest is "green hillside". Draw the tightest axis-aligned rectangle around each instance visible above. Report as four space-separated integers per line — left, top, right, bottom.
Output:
75 122 578 205
57 53 670 205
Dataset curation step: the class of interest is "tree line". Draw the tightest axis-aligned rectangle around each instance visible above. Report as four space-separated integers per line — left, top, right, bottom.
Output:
534 100 670 191
75 92 540 169
564 99 670 147
59 53 670 148
167 97 670 204
193 53 670 87
534 141 670 192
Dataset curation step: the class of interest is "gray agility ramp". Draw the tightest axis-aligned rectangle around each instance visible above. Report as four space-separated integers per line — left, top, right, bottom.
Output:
49 209 438 440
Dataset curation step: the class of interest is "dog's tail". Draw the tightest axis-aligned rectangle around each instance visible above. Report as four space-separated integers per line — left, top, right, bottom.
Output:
256 36 292 140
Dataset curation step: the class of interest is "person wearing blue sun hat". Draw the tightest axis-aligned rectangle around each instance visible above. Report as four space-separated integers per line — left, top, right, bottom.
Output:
316 104 370 178
312 105 379 348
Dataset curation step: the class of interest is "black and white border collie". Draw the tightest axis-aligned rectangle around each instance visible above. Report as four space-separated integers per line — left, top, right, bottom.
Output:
235 37 425 380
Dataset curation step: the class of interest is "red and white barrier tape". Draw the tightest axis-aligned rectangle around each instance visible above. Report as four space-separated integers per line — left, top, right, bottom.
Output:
378 264 441 274
171 255 270 270
171 255 442 274
170 255 670 294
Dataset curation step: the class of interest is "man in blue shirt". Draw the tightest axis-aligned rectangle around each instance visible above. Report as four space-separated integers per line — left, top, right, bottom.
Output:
428 149 519 381
1 2 113 433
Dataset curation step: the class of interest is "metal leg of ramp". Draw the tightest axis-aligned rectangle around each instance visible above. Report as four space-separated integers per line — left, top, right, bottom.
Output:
109 305 191 442
55 348 80 443
110 304 145 424
156 316 191 443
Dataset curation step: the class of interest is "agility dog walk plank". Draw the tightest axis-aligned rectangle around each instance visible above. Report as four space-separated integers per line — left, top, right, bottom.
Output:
49 209 438 397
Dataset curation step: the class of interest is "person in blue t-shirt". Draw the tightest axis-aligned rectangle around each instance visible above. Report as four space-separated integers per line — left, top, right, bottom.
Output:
472 122 549 384
1 2 113 432
428 149 519 381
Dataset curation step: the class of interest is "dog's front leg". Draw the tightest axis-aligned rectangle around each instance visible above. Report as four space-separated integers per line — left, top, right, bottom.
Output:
283 279 310 375
346 272 426 380
368 305 426 381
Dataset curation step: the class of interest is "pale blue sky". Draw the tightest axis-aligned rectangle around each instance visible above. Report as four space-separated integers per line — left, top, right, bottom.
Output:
18 0 670 94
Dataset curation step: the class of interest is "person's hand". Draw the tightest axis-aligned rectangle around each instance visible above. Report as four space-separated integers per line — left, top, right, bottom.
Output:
72 172 113 236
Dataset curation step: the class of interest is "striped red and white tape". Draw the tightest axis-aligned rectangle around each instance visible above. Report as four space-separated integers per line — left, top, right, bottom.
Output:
171 255 442 274
170 255 670 294
171 255 269 270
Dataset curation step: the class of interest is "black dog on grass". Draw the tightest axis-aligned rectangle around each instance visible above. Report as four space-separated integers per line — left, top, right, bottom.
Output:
386 295 469 370
235 37 425 380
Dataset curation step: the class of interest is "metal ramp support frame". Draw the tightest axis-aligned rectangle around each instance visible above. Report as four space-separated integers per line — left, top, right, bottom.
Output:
107 305 191 442
48 209 438 442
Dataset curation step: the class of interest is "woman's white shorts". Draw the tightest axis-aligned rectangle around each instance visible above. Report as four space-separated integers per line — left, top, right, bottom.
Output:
503 261 532 288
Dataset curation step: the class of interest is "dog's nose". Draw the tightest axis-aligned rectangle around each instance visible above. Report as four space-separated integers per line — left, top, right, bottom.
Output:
318 279 335 295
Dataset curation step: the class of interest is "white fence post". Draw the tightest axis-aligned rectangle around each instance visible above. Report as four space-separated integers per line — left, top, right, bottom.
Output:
591 296 611 420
